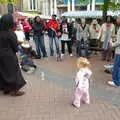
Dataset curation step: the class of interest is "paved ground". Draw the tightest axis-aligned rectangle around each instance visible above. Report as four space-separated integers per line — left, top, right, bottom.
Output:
0 36 120 120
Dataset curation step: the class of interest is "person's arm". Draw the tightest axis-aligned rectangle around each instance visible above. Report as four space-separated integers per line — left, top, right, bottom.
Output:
112 28 120 47
111 24 115 38
97 24 103 40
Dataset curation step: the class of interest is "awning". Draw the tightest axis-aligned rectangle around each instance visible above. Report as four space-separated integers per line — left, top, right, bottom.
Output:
61 11 120 18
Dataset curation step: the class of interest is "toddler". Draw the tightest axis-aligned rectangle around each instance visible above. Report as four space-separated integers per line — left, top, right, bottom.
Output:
73 57 92 108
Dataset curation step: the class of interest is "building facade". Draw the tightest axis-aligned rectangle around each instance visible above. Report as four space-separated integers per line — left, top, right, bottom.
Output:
22 0 120 17
22 0 57 16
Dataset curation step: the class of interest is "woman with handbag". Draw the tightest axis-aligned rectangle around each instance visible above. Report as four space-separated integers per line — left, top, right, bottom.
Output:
89 19 101 54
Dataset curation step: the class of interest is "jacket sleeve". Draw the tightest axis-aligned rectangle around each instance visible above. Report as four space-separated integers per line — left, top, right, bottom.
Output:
113 28 120 47
97 24 103 40
9 31 18 53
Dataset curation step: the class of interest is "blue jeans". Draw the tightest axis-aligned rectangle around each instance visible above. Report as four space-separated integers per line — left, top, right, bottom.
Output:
49 36 60 56
112 54 120 86
34 35 47 58
76 40 90 57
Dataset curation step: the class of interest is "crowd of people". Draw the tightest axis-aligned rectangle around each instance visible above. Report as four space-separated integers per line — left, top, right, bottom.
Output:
13 14 118 62
0 12 120 105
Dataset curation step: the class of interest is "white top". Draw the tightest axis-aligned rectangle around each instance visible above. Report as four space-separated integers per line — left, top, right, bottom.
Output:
21 41 31 48
75 68 92 90
15 30 25 43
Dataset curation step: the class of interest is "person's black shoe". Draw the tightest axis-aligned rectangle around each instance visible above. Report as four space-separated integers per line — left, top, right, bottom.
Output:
43 55 48 58
3 91 10 95
35 56 41 59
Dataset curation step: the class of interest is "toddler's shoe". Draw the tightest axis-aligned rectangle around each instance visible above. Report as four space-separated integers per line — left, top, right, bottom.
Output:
72 103 80 109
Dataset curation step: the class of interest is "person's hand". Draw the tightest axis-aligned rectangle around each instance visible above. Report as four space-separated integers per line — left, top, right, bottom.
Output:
111 35 116 38
109 42 113 48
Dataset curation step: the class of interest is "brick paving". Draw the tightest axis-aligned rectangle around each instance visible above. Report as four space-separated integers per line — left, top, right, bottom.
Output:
0 55 120 120
0 36 120 120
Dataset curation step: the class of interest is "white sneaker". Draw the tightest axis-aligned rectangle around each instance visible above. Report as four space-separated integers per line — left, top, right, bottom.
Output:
70 54 73 57
26 67 35 74
108 81 118 87
61 54 64 59
61 54 64 57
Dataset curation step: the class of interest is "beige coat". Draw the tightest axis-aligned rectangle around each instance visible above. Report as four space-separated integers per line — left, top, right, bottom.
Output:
89 24 101 39
98 23 115 43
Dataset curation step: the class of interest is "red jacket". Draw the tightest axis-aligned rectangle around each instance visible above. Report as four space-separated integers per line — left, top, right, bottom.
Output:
47 19 59 32
22 21 31 32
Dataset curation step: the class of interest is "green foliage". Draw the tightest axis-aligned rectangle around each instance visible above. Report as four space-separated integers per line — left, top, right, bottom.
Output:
0 0 20 4
78 0 120 18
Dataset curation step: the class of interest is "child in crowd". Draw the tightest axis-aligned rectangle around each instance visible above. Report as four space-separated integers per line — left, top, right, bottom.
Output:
72 57 92 108
15 24 37 74
19 41 37 74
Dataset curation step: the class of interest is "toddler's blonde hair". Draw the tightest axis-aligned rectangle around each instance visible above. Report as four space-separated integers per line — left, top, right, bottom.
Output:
77 57 91 68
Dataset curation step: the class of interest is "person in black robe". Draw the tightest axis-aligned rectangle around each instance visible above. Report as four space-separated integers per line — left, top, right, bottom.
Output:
0 14 26 96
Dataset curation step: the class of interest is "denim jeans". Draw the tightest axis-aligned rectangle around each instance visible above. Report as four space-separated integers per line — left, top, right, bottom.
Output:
76 40 90 57
34 35 47 58
112 54 120 86
49 36 60 56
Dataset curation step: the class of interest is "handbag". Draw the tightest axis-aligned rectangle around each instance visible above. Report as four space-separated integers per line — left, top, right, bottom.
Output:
48 28 56 37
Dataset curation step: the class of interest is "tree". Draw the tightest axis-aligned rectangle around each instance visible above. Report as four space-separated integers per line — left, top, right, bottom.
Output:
0 0 20 4
78 0 120 18
0 0 20 13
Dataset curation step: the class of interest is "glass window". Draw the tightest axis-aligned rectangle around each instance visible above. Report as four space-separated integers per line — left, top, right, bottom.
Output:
33 0 36 10
30 0 32 10
29 0 37 11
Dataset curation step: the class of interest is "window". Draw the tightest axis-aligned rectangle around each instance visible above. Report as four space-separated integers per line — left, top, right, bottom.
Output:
28 0 37 11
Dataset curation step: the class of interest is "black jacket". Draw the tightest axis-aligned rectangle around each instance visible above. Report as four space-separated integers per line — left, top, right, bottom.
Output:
60 22 72 39
32 21 45 36
0 30 26 92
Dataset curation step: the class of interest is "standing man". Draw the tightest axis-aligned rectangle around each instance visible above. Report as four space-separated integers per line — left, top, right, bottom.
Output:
47 15 61 61
32 16 47 59
108 16 120 87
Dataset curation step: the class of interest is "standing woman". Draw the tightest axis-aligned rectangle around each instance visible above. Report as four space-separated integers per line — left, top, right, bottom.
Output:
98 16 115 62
0 14 26 96
32 16 47 59
76 19 90 57
60 19 73 58
89 19 101 54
